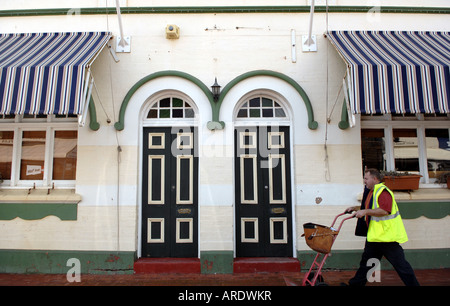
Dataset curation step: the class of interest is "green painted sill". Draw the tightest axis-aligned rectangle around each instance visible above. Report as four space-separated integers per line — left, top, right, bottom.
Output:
0 189 80 220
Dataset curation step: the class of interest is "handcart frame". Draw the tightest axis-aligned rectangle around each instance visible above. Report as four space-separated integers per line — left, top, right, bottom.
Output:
301 212 354 286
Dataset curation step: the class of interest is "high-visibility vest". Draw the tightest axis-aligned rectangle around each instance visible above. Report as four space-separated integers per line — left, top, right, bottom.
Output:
367 183 408 244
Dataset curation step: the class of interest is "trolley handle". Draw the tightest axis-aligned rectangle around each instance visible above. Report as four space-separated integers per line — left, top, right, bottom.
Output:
330 211 355 231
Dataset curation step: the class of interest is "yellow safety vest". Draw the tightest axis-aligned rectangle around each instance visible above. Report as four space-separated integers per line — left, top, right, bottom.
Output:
367 183 408 244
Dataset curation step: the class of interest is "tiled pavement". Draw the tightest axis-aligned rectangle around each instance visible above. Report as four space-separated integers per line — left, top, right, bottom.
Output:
0 269 449 286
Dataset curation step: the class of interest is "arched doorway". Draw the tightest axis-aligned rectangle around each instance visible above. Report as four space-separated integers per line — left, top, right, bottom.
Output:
234 91 294 257
141 92 199 258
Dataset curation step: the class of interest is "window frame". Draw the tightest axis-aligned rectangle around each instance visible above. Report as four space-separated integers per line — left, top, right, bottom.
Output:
141 91 199 127
233 91 291 127
0 115 78 189
361 114 450 187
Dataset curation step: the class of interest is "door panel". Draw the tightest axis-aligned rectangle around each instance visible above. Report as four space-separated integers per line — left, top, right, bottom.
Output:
176 155 193 204
142 127 198 258
240 154 258 204
235 126 292 257
268 154 286 204
148 155 165 204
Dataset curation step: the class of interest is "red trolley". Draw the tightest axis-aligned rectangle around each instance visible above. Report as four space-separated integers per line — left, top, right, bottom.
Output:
301 212 355 286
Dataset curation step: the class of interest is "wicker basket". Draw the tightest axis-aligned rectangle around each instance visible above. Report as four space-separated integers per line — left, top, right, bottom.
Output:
302 223 339 254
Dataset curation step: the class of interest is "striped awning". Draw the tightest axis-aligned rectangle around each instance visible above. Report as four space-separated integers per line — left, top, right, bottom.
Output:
327 31 450 114
0 32 111 115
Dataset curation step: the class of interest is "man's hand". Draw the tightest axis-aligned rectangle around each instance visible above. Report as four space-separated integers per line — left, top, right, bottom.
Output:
344 206 359 214
354 208 389 219
354 209 368 219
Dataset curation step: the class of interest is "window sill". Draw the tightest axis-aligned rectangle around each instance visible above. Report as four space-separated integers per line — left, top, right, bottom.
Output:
0 189 81 221
0 188 81 203
393 188 450 202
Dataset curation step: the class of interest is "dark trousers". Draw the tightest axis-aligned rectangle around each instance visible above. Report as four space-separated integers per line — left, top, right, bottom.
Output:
349 240 420 286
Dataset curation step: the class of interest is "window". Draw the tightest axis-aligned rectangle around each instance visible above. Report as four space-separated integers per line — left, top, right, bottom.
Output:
236 97 287 119
361 114 450 185
425 129 450 181
393 129 419 173
361 129 386 171
20 131 46 180
147 97 195 119
53 131 77 180
0 131 14 181
0 115 77 188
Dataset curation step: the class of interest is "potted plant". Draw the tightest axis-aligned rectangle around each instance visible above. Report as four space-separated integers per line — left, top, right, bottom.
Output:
381 171 422 191
436 172 450 189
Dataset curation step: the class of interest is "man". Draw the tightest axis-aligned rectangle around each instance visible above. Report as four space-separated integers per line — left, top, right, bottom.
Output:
344 168 419 286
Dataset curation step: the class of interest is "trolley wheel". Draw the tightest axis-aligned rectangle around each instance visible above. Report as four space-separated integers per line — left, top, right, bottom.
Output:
305 272 327 286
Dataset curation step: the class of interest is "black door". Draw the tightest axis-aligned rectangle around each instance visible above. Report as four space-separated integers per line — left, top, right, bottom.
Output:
142 127 198 258
235 126 293 257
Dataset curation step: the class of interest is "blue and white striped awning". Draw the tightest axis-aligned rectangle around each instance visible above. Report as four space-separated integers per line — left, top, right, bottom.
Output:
0 32 111 115
327 31 450 114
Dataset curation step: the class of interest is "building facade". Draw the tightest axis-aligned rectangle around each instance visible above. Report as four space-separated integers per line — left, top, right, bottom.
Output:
0 0 449 274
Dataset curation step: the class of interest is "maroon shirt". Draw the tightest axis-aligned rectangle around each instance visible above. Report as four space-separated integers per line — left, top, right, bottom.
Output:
364 189 392 226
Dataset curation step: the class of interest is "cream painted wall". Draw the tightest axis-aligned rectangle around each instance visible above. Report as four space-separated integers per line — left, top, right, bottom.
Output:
294 144 363 185
0 5 448 253
200 206 234 251
0 206 136 251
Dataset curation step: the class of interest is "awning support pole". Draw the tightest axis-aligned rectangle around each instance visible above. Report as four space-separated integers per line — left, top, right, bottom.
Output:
342 75 355 128
79 70 94 127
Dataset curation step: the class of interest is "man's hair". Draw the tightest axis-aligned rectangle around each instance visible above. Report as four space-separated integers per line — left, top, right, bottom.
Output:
365 168 383 182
